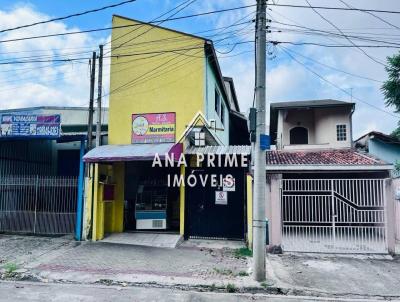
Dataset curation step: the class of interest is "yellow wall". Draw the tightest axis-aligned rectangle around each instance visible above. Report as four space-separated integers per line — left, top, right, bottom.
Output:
104 162 125 233
247 174 253 249
109 16 206 145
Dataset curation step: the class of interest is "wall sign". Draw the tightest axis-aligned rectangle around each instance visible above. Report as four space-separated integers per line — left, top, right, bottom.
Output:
215 191 228 205
132 112 175 144
0 114 61 138
223 177 236 192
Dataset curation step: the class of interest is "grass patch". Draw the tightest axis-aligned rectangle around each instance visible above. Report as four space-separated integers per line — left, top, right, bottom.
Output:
213 267 233 276
3 262 18 278
226 283 237 293
234 247 252 258
260 281 270 288
238 271 249 277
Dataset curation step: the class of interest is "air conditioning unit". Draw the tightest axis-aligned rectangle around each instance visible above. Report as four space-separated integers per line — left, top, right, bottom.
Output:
136 219 166 230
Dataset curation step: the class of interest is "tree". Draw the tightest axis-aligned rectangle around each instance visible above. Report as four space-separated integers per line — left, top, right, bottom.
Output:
381 52 400 139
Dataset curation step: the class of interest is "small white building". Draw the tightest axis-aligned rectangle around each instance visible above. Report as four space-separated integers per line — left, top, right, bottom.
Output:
263 100 396 254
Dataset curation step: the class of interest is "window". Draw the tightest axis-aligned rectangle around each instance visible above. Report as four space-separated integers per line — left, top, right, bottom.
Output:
336 124 347 141
215 89 220 116
290 127 308 144
194 131 205 146
221 103 225 125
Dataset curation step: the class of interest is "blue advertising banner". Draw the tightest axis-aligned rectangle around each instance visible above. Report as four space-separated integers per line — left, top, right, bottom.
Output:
0 114 61 138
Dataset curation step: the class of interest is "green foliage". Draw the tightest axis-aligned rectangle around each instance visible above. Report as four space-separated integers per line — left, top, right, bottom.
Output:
391 126 400 140
226 283 237 293
395 160 400 172
260 281 269 288
213 267 233 276
4 262 17 274
234 247 253 258
238 271 249 277
381 52 400 112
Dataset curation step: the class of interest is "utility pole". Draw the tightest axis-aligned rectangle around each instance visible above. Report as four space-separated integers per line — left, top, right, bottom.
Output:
253 0 267 282
95 45 103 148
87 51 96 150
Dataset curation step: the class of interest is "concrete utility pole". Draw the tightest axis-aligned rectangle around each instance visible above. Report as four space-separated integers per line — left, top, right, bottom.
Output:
87 51 96 150
253 0 267 282
95 45 103 148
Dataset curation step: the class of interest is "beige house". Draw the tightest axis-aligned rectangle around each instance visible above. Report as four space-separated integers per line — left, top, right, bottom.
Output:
263 100 396 254
270 99 354 150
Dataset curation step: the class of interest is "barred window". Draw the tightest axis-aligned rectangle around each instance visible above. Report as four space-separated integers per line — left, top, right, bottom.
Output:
336 124 347 141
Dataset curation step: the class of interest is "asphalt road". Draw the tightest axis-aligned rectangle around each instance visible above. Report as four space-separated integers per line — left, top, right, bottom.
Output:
0 281 385 302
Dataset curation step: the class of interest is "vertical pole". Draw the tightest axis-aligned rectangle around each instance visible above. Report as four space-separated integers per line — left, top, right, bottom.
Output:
331 179 336 247
96 45 104 148
33 175 39 234
87 51 96 150
75 139 85 241
253 0 267 282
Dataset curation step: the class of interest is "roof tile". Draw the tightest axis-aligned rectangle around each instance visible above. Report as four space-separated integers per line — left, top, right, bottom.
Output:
266 149 385 166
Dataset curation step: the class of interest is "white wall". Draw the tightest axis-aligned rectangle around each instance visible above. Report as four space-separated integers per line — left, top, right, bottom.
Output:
314 107 351 148
279 106 352 149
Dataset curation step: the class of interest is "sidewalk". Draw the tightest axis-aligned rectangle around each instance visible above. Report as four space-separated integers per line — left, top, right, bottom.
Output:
1 234 400 300
266 253 400 299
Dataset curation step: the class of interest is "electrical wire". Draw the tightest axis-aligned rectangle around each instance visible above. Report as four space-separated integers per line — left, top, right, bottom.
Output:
268 3 400 14
304 0 386 67
279 46 399 119
0 4 257 44
279 45 383 83
0 0 139 34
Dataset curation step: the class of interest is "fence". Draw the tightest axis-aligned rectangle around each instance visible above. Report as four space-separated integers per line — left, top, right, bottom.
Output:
0 175 77 234
281 178 387 254
394 178 400 242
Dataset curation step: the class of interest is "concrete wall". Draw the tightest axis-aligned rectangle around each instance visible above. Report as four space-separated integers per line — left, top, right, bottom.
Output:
314 107 352 148
369 139 400 166
108 16 205 145
279 106 352 149
204 57 229 145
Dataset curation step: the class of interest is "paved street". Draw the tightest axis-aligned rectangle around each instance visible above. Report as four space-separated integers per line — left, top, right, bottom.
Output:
1 235 400 300
0 281 390 302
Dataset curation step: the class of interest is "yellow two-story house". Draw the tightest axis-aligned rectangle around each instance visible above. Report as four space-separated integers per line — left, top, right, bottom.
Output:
82 15 250 243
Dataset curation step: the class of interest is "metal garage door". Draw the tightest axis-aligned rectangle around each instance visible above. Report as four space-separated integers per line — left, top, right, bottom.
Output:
186 167 245 240
281 179 387 253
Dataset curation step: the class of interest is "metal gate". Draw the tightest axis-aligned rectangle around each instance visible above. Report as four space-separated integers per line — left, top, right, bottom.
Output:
186 167 245 240
281 179 387 253
0 175 77 234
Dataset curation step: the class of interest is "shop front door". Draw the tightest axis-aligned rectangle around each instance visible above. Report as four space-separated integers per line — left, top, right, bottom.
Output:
186 167 245 240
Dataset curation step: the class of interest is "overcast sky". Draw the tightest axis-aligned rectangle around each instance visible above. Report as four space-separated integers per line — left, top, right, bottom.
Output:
0 0 399 138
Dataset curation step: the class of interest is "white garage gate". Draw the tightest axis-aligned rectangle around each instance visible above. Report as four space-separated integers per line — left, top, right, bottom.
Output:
281 179 388 254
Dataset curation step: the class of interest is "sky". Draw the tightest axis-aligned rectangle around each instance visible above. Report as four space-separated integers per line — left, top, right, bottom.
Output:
0 0 399 139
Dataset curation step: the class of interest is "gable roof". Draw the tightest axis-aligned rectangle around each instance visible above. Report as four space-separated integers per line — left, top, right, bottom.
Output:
355 131 400 146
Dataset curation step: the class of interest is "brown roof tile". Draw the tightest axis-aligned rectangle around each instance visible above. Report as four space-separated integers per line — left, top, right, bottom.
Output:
266 149 385 166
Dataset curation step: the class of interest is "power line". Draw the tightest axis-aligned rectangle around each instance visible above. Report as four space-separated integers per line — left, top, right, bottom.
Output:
268 3 400 14
279 45 383 83
0 4 257 44
304 0 386 67
269 21 400 46
105 0 198 54
0 0 138 34
279 47 399 119
270 41 400 48
338 0 400 30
